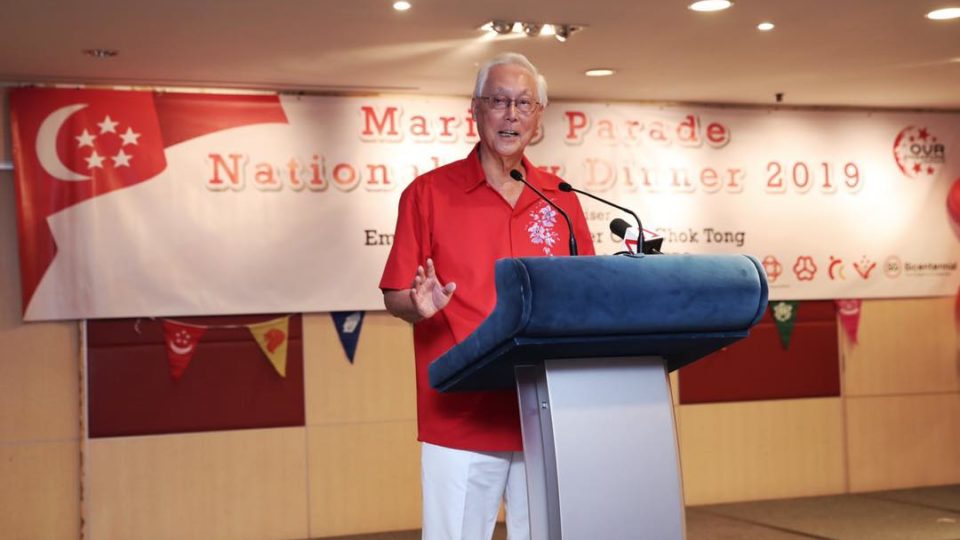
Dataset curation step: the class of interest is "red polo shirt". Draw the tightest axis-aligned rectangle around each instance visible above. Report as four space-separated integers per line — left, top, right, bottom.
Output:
380 145 595 452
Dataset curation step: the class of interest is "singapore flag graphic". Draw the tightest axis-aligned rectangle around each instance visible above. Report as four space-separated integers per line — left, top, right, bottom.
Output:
10 88 287 320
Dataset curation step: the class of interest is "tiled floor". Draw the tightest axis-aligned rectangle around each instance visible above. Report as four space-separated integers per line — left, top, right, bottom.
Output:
324 485 960 540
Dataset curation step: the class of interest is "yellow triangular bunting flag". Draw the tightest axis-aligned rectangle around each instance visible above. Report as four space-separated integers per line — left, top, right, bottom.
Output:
248 316 290 377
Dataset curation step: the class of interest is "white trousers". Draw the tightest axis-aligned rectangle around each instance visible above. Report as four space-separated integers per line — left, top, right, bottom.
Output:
421 442 530 540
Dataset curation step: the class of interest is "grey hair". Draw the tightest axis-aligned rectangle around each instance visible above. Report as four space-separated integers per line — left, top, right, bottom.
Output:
473 52 548 106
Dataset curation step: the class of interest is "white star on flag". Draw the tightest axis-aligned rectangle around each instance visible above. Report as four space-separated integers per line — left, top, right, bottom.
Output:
97 115 119 134
119 127 141 146
112 149 132 167
85 151 105 169
75 129 96 148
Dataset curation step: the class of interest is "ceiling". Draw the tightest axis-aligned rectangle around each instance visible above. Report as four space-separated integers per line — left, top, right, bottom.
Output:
0 0 958 109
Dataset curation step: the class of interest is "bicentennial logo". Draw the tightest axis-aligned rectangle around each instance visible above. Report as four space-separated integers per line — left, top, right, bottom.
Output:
893 125 945 178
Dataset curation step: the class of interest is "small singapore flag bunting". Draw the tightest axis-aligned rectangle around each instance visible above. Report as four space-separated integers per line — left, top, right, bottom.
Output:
835 299 863 345
162 320 207 380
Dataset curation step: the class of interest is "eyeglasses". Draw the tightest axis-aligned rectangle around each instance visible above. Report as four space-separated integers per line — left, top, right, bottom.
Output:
476 95 542 114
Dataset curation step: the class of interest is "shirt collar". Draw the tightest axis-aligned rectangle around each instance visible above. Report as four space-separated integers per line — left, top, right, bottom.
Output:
464 143 557 193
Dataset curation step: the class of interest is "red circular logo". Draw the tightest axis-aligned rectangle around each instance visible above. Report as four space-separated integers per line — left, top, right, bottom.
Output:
893 126 945 178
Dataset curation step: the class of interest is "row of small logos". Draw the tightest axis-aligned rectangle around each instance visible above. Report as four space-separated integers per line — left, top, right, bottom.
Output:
762 255 957 283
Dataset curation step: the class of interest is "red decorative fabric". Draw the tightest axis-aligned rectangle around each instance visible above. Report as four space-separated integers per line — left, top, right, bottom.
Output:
679 300 841 404
87 315 305 438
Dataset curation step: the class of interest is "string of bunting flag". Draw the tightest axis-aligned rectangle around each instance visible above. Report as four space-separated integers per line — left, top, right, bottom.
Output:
155 311 367 380
157 301 857 378
158 315 292 380
770 300 863 349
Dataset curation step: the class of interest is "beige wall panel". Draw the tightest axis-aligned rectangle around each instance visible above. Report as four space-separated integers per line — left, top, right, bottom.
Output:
0 170 81 442
304 312 416 425
847 393 960 492
844 297 959 396
0 99 82 538
308 420 421 537
0 320 79 441
86 428 309 540
678 398 846 505
0 440 80 540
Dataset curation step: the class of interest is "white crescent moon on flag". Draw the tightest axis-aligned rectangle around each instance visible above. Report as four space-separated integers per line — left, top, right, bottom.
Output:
36 103 91 182
168 341 194 356
837 302 860 316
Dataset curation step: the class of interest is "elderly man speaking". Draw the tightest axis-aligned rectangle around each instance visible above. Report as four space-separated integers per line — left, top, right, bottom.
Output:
380 52 595 540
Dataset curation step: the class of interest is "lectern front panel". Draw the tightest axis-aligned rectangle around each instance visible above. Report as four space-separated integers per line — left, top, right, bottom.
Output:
516 356 686 540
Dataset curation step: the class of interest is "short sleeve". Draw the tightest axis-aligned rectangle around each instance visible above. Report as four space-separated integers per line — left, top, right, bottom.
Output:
379 181 429 291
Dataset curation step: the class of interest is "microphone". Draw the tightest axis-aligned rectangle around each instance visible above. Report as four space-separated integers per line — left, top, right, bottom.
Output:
558 181 647 254
510 170 578 256
610 218 664 255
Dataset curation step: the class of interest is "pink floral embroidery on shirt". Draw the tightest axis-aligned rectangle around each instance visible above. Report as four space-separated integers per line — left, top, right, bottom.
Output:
527 202 559 255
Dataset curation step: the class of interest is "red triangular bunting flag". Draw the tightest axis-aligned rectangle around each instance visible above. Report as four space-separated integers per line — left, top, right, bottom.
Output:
835 299 863 345
162 320 206 380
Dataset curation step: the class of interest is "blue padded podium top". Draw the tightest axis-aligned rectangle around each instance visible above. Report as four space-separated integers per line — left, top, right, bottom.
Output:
430 254 768 392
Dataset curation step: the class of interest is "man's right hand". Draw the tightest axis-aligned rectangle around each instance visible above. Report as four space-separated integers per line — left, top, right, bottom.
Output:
410 258 456 320
383 258 456 324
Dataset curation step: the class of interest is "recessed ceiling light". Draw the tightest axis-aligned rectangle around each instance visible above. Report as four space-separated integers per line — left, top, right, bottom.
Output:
554 24 581 42
480 20 582 41
522 22 543 37
393 1 411 11
490 20 514 34
925 7 960 20
757 21 775 31
83 48 118 59
585 69 616 77
688 0 733 12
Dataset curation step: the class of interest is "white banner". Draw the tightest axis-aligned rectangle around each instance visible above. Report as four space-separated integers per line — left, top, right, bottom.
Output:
11 90 960 320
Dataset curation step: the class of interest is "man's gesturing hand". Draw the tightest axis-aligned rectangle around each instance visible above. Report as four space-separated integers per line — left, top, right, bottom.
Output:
410 258 456 320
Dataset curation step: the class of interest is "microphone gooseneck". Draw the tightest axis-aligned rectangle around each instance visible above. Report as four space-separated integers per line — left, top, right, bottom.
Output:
510 170 578 256
558 182 645 255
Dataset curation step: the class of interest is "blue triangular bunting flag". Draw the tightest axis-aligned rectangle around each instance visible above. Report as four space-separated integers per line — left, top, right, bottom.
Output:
331 311 365 363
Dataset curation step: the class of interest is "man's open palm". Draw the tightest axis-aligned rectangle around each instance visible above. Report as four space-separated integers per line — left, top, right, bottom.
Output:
410 258 456 319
